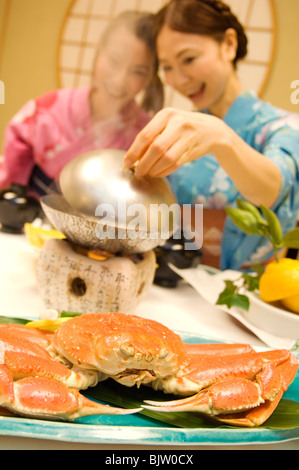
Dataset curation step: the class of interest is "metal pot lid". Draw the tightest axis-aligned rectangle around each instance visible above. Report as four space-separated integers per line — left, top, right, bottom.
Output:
59 149 179 234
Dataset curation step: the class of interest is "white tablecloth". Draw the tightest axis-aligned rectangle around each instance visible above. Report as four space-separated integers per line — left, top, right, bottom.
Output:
0 231 298 450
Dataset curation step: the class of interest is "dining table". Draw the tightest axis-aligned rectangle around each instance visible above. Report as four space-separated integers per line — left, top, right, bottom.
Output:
0 229 298 451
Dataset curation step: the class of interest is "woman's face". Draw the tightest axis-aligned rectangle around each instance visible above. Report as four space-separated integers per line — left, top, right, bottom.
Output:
93 26 154 114
157 26 237 112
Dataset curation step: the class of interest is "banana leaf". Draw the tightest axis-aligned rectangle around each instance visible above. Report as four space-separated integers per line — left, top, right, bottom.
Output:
0 315 30 325
84 379 217 428
84 379 299 430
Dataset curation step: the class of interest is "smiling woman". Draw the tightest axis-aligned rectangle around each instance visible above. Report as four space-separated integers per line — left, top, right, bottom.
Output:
0 10 163 198
57 0 277 108
90 12 161 121
123 0 299 271
157 27 243 117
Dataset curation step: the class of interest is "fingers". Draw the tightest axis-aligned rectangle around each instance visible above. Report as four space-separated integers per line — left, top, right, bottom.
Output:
134 118 201 177
123 108 205 178
134 123 183 177
147 143 200 178
140 138 195 177
123 109 171 169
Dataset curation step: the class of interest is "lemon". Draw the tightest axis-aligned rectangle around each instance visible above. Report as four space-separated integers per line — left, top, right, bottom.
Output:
26 318 72 332
24 223 65 248
281 294 299 314
259 258 299 302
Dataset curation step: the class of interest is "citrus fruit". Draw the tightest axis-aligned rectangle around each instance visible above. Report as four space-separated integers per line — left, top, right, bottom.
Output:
24 223 65 248
281 294 299 314
26 317 72 332
259 258 299 303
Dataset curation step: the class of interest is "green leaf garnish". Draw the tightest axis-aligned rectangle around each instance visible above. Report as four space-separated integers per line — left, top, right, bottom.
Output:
0 315 31 325
242 273 260 292
225 207 266 236
216 265 264 312
226 199 299 263
60 311 82 318
282 228 299 249
260 204 283 247
216 288 250 311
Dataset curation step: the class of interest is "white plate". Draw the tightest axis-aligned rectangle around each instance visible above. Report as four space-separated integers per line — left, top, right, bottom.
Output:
169 265 298 348
245 291 299 340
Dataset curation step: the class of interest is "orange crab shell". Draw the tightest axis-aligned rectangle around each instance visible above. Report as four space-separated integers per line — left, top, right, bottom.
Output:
0 322 141 420
52 312 187 382
0 323 53 350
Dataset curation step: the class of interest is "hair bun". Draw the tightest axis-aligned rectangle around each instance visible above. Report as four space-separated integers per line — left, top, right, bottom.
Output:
197 0 231 15
155 0 248 67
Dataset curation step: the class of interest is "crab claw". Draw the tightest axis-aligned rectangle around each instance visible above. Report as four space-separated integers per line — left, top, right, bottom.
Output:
144 377 264 414
0 366 140 421
143 353 299 427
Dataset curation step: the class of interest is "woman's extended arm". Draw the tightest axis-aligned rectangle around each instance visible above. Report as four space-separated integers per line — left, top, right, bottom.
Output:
213 126 281 208
124 108 281 208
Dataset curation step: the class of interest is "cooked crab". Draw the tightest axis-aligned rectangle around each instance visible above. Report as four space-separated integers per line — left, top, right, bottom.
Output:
0 323 139 420
51 312 298 427
0 313 297 427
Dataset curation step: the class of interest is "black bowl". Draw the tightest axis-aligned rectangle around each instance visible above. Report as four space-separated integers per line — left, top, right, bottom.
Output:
0 185 41 233
154 233 202 288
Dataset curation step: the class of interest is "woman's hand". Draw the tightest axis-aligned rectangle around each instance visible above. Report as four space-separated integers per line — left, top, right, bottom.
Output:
123 107 229 177
123 107 282 208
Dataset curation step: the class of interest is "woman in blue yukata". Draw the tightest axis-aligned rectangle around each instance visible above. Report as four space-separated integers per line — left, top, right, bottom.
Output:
124 0 299 271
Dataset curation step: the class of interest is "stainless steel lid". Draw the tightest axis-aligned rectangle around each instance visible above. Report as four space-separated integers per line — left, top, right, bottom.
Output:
59 149 178 234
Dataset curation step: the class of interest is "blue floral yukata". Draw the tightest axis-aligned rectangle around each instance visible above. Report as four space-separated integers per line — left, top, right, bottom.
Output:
167 91 299 270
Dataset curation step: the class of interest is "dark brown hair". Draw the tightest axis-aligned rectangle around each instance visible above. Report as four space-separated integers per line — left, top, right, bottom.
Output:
97 11 164 114
154 0 248 67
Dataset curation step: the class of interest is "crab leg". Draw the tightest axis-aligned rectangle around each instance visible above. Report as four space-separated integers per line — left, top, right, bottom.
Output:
2 350 99 390
144 353 298 427
0 326 100 390
183 343 254 357
145 376 264 413
230 351 299 427
0 365 140 421
0 324 53 349
154 349 293 396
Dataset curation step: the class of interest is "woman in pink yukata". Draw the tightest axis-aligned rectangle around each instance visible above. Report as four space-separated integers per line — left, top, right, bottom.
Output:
0 11 163 197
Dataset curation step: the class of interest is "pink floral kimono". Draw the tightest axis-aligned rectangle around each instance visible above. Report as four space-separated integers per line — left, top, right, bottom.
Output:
0 87 151 196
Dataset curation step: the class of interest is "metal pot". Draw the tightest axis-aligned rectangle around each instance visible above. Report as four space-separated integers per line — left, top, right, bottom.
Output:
41 194 173 254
